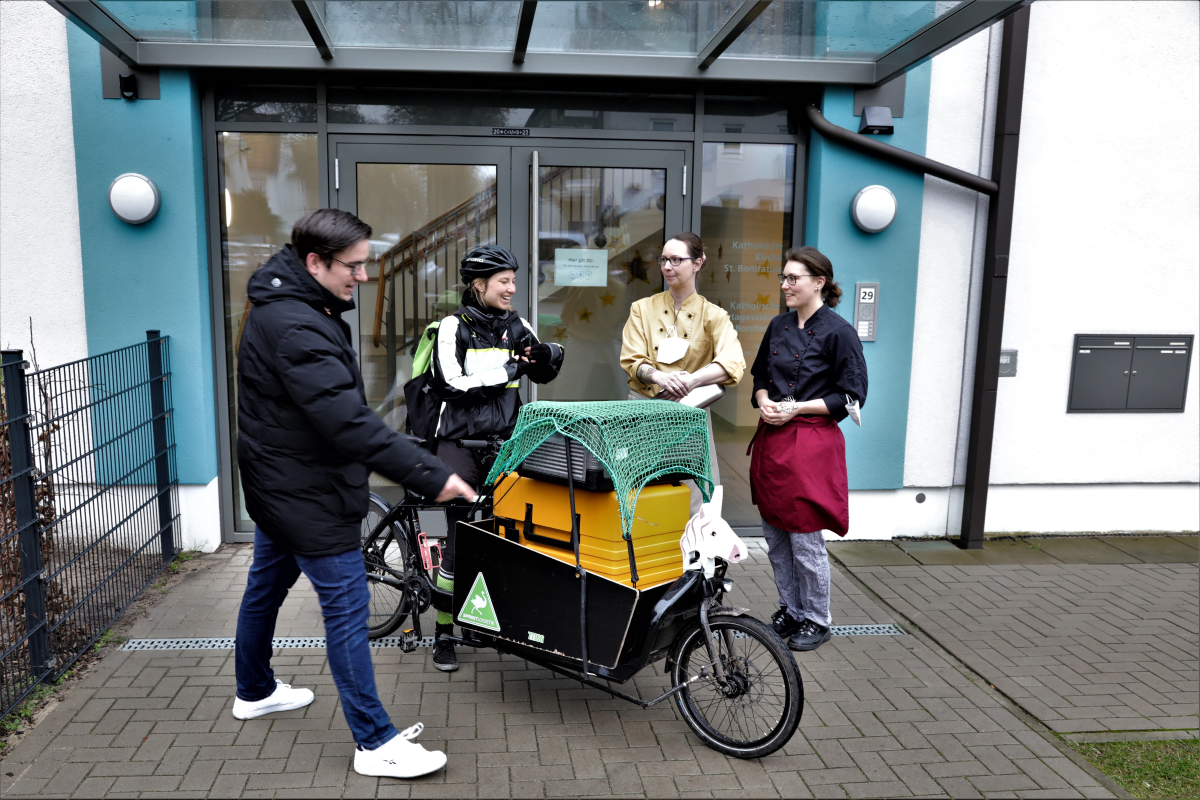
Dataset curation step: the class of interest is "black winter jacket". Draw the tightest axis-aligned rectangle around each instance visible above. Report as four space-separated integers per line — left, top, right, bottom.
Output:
237 246 452 556
428 299 564 440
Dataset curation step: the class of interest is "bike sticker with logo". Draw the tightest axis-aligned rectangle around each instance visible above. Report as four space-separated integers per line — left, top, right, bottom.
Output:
457 573 501 632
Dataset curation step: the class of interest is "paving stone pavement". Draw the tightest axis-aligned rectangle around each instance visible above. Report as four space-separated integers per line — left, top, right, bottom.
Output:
1 541 1124 799
838 555 1199 737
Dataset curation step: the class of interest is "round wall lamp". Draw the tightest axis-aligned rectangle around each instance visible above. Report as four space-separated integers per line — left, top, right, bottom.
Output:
850 185 897 233
108 173 160 225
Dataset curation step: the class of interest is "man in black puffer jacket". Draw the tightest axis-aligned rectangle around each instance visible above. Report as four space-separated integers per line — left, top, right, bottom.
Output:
234 209 474 780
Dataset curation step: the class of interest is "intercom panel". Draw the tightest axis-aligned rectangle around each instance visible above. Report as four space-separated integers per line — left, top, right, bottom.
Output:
854 283 879 341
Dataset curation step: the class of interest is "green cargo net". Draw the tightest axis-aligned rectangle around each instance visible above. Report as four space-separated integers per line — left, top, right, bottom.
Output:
485 401 713 540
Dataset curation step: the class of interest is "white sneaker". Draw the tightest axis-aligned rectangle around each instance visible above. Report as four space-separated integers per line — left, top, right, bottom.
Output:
232 680 314 720
353 726 446 779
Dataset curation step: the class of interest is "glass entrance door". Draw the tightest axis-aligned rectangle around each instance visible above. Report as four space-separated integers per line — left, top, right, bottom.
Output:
333 143 513 433
334 141 687 500
510 147 687 402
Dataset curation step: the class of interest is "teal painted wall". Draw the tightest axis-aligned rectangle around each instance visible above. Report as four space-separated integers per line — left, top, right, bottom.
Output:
66 25 217 486
806 63 931 490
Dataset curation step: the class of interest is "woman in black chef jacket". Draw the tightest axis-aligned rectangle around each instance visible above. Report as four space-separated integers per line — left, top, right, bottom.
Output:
748 246 867 652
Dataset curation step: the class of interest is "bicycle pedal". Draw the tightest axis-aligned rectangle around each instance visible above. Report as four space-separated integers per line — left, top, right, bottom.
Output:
399 628 420 653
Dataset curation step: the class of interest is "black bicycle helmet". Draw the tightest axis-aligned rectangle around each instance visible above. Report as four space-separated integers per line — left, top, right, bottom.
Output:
460 244 520 280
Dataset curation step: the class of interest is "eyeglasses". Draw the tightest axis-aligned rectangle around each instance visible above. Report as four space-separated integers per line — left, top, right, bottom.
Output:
656 255 697 267
331 257 368 275
779 273 821 286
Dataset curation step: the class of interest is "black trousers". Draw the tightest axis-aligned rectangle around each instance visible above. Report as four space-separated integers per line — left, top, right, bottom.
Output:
433 439 487 577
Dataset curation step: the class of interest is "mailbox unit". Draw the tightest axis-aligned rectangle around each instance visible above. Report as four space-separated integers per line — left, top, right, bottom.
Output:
1068 334 1194 412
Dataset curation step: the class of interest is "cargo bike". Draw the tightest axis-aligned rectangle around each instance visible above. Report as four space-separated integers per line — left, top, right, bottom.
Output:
360 401 803 758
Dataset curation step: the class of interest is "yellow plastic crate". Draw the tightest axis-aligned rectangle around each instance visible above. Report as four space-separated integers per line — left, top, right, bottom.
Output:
493 473 689 588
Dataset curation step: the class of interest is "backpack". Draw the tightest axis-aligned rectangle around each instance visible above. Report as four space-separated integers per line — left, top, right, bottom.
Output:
402 313 531 447
402 321 444 449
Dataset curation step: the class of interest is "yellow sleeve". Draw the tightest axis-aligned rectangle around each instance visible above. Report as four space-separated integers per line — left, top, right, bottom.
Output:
709 308 746 386
620 301 654 392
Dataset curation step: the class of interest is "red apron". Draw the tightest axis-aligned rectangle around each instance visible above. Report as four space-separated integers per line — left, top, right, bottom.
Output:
748 416 849 536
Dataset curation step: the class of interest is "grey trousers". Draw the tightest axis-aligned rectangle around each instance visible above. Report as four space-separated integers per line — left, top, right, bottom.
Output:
761 522 832 629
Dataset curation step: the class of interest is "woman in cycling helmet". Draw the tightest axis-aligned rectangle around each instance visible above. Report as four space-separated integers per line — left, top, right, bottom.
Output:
427 244 565 672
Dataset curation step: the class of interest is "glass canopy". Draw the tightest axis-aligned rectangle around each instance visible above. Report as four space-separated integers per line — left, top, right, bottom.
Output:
62 0 1025 85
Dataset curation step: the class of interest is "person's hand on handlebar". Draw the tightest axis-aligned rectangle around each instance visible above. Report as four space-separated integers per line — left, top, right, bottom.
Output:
436 473 477 503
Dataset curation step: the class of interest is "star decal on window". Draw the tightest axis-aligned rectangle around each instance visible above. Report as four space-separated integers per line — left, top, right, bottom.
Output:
600 291 615 307
578 308 593 323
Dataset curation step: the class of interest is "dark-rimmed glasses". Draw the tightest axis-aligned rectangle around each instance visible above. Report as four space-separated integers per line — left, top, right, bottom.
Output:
779 273 820 286
657 255 697 267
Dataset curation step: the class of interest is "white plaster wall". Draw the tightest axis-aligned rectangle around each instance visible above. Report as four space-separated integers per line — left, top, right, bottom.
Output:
845 489 953 540
178 478 221 553
995 0 1200 484
905 24 997 488
984 483 1200 534
838 483 1199 540
0 2 88 366
900 2 1198 538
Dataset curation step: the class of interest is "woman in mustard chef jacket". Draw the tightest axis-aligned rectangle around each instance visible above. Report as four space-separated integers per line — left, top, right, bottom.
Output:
620 232 745 508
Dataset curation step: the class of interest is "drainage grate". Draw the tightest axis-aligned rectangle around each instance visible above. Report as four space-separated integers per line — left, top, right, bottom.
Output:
730 623 906 639
832 624 906 636
124 638 237 650
123 625 904 652
123 636 436 651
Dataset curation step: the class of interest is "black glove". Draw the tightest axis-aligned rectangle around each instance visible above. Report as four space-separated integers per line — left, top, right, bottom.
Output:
526 343 555 365
504 357 528 381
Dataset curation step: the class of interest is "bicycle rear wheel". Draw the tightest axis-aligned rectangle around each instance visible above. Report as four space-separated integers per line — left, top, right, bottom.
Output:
670 613 803 758
361 493 410 639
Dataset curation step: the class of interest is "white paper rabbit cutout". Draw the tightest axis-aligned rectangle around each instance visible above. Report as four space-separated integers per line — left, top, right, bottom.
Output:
679 486 748 579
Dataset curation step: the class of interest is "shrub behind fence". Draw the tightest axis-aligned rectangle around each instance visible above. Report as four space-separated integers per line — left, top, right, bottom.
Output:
1 332 179 720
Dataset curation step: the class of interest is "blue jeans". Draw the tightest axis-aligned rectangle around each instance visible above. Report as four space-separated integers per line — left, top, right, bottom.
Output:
235 527 398 749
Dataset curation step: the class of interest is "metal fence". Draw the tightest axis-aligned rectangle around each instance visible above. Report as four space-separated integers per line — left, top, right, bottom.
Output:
0 332 179 720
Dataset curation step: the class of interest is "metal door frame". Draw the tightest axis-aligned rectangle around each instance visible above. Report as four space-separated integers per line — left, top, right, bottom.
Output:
330 136 692 399
330 140 515 352
511 142 690 400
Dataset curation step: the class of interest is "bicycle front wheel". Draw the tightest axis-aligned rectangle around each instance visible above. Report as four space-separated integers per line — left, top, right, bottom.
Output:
361 493 410 639
670 613 803 758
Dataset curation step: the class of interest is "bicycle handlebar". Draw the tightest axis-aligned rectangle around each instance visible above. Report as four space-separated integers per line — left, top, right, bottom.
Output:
456 439 496 450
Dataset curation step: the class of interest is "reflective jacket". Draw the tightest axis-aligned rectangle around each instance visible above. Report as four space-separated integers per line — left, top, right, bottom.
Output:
429 300 564 440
